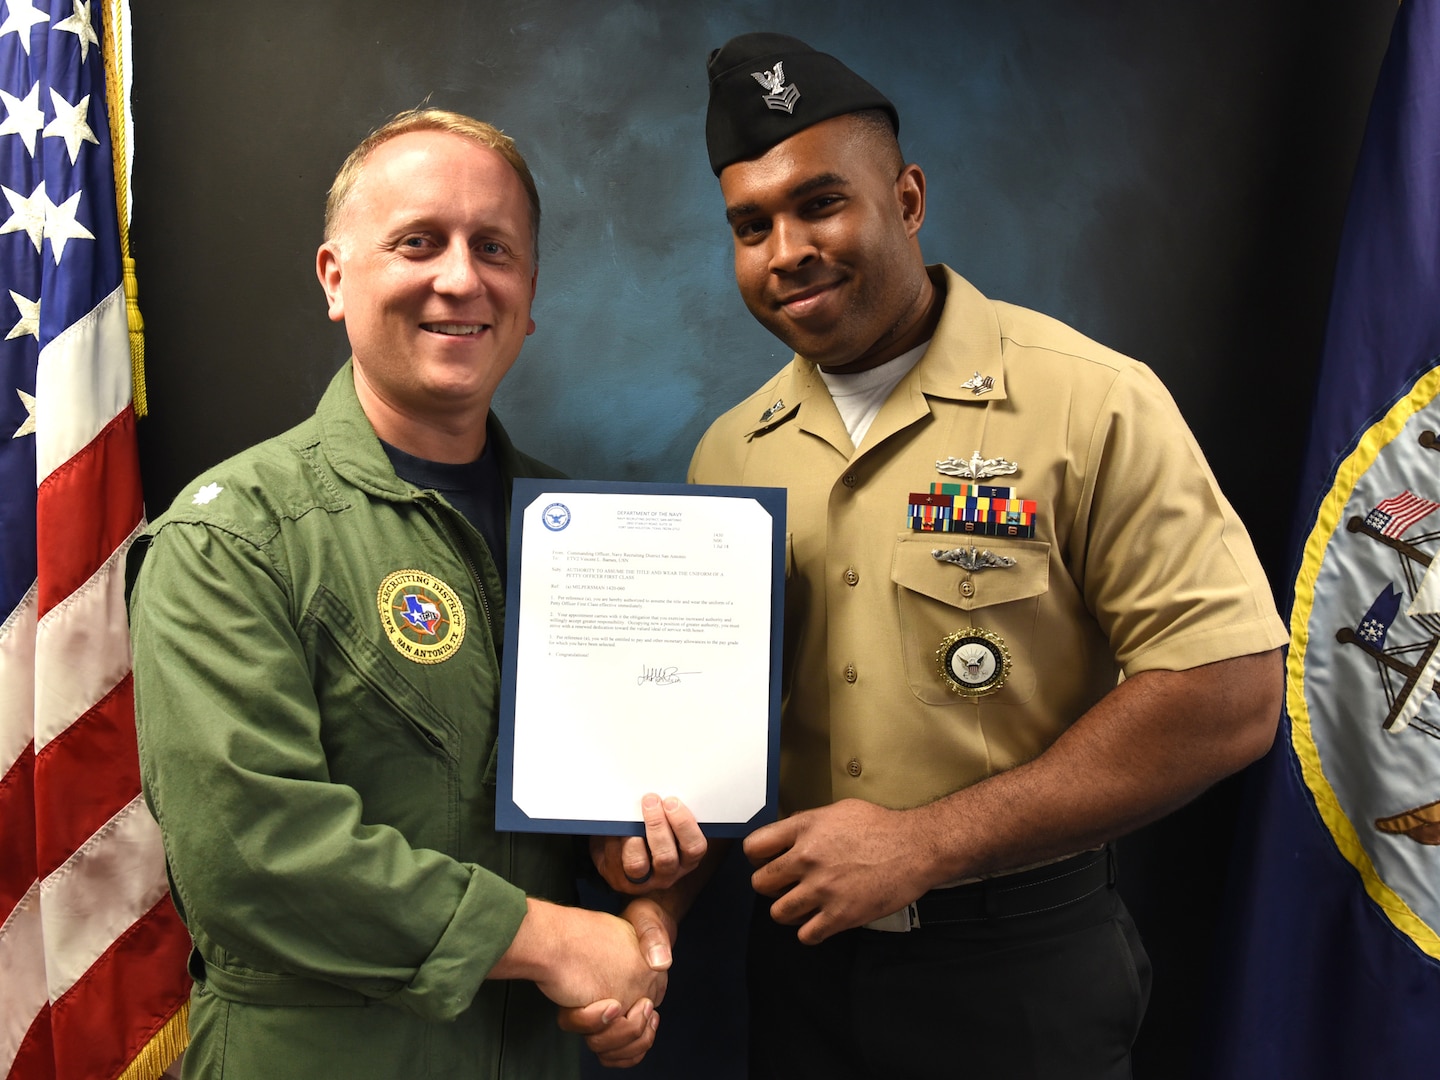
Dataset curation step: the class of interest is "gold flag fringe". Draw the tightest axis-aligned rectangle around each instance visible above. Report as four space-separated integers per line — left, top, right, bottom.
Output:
116 1001 189 1080
101 0 148 417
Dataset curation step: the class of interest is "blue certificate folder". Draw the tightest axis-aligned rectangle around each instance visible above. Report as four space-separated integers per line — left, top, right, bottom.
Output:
497 479 785 838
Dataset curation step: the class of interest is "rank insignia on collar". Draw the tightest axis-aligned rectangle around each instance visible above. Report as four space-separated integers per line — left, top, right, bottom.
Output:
936 451 1018 479
960 371 995 396
932 546 1017 571
192 482 223 505
758 398 786 423
936 626 1011 698
751 62 800 113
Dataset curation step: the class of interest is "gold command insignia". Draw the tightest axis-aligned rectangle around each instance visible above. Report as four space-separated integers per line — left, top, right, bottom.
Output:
936 626 1011 698
377 569 466 665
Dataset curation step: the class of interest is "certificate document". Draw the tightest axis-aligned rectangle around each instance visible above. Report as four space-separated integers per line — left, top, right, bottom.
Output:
497 479 785 837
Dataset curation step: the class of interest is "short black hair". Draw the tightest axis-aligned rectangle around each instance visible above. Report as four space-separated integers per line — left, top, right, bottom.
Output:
848 108 905 175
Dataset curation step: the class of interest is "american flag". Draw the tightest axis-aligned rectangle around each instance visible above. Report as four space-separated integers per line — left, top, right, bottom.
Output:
1366 489 1440 539
0 2 189 1078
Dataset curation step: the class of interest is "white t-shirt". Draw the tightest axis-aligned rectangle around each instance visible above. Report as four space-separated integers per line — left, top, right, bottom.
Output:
816 341 928 450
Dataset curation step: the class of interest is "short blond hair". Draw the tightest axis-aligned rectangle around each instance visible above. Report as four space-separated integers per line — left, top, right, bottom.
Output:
324 107 541 259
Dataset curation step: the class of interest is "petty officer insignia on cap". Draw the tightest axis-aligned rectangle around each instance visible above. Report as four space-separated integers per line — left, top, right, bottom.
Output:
377 569 466 665
751 61 800 113
937 627 1011 698
705 32 899 175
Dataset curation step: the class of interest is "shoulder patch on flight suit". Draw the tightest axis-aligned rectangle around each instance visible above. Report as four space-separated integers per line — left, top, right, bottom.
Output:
377 569 466 664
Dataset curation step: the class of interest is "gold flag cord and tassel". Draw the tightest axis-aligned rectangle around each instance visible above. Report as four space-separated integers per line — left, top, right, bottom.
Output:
101 0 148 417
101 13 184 1080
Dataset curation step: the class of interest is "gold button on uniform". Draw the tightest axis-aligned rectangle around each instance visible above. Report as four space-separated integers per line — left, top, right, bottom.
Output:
844 664 857 683
960 580 975 598
844 567 859 586
846 758 862 777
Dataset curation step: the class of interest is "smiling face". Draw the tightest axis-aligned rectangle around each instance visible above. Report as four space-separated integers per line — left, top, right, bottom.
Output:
720 113 934 373
316 130 537 460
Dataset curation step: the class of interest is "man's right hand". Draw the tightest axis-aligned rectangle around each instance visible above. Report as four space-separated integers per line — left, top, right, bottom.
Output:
556 898 675 1068
491 898 667 1010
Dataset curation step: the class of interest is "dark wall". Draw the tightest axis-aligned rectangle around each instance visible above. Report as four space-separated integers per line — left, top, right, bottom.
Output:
130 2 1397 1076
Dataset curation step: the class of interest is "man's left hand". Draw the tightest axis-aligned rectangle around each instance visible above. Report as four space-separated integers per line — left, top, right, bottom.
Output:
558 997 660 1069
591 794 707 894
743 799 931 944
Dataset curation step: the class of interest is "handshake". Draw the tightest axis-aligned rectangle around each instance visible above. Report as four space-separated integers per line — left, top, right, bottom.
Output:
503 789 910 1067
495 794 711 1069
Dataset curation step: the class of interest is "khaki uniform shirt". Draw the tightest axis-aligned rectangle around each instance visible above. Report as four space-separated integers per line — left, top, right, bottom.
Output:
690 266 1286 815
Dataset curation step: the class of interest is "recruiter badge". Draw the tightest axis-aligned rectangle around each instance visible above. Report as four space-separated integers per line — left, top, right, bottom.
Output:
378 569 466 665
936 627 1011 698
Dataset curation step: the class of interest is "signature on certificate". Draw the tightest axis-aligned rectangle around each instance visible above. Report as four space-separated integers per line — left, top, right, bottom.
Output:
637 664 698 686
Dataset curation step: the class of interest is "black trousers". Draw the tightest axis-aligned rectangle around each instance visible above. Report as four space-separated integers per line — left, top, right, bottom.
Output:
746 864 1151 1080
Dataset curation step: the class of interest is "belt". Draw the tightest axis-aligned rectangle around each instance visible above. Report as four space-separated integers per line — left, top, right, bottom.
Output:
863 847 1115 933
189 949 378 1007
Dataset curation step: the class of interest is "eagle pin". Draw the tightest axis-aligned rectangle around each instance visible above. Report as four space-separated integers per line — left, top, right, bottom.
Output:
936 627 1011 698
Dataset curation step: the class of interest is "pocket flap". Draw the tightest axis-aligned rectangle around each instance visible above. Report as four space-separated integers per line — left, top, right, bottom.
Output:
303 584 461 755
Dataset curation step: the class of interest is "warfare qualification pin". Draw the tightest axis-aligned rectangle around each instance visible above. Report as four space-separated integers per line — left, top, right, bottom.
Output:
936 627 1011 698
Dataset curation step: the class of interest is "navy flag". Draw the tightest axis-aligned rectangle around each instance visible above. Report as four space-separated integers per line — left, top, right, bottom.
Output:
1205 1 1440 1076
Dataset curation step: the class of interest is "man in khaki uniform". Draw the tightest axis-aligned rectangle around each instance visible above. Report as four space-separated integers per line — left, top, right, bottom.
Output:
605 32 1287 1079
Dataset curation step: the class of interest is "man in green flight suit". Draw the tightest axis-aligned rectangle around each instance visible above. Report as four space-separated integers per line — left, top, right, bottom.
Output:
128 108 668 1078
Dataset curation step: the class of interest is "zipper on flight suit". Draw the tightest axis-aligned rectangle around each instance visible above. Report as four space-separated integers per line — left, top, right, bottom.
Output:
414 492 497 640
414 491 518 862
415 489 520 1076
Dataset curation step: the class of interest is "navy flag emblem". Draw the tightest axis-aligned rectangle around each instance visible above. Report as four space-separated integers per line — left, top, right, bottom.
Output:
1293 366 1440 959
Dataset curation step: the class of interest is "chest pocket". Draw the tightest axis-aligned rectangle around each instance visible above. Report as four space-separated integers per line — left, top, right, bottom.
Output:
300 584 466 857
891 534 1050 705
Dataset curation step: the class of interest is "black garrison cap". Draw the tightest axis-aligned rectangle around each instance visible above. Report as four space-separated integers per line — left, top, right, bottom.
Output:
705 32 898 175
